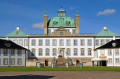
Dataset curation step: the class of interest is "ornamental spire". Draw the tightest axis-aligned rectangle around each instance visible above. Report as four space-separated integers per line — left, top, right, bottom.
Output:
44 11 47 16
76 11 79 16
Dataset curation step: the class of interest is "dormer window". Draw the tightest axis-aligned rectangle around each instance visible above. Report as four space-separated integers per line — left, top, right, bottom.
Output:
66 21 70 26
53 21 58 25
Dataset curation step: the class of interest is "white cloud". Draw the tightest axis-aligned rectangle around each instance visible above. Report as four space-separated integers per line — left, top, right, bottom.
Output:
97 9 116 16
32 22 44 30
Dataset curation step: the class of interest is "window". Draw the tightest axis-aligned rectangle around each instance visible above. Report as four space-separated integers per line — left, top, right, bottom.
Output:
18 58 22 65
60 39 64 46
66 21 70 26
95 39 99 46
88 48 92 56
80 39 84 46
3 58 8 65
115 49 119 56
72 29 76 34
66 39 71 46
17 50 22 56
31 39 36 46
46 39 50 46
88 39 92 46
24 39 28 46
81 48 84 56
73 39 77 46
74 48 78 56
39 39 43 46
101 50 104 56
108 49 112 56
108 58 112 64
54 29 57 32
46 48 50 56
11 58 15 65
38 48 42 56
11 49 15 56
53 49 57 56
106 39 110 43
19 40 23 46
66 48 70 56
53 21 58 25
3 49 8 56
48 29 51 34
31 48 35 56
66 29 69 32
52 39 57 46
101 39 104 46
116 58 119 64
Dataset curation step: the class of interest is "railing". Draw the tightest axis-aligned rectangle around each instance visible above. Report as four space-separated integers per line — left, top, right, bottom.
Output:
27 34 44 36
80 33 94 36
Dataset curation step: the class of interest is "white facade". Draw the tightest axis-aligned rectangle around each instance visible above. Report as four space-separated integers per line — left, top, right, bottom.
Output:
94 49 120 66
0 49 26 67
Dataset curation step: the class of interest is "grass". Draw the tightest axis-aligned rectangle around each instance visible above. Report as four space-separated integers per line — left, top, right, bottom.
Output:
0 66 120 72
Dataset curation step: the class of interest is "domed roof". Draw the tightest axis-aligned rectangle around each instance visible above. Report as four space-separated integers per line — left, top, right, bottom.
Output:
48 17 75 28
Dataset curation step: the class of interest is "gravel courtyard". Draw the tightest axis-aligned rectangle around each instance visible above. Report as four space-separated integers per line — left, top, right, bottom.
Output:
0 71 120 79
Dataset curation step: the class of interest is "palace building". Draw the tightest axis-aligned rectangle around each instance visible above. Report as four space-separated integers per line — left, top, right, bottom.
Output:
0 7 120 67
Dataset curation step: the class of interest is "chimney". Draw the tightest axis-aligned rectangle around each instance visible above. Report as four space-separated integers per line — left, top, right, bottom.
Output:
16 26 20 31
44 11 48 35
104 26 107 31
75 11 79 35
113 36 116 40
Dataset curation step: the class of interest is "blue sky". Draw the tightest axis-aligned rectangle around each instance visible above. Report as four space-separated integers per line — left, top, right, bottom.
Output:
0 0 120 36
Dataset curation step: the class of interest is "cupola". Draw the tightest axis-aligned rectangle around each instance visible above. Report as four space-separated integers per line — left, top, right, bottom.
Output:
58 6 66 17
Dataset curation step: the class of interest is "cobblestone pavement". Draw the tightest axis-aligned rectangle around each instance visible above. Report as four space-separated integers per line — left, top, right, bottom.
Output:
0 71 120 79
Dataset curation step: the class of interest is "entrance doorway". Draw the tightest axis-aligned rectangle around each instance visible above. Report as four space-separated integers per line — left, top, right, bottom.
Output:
45 60 48 66
99 61 107 66
76 60 79 65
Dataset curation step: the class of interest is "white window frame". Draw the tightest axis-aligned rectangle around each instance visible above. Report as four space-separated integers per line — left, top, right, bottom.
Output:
46 39 50 46
39 39 43 46
73 39 77 46
31 39 36 46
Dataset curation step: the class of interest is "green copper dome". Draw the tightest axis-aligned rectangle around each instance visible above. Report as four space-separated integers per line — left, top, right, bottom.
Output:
48 7 75 28
48 17 75 28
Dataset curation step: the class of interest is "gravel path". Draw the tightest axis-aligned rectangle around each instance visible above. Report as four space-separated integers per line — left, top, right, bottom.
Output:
0 71 120 79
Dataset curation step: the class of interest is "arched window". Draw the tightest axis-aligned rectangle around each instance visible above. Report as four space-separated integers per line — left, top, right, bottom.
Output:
66 48 70 56
81 48 84 56
31 48 35 56
88 48 92 56
74 48 78 56
38 48 43 56
53 48 57 56
46 48 50 56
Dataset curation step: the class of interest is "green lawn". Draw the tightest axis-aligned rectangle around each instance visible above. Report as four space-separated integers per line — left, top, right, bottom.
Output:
0 66 120 72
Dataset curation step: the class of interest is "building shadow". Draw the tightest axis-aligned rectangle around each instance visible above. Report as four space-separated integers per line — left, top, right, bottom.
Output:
0 74 55 79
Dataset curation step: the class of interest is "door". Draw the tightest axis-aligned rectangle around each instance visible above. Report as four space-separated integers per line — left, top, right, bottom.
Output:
45 60 48 66
101 61 107 66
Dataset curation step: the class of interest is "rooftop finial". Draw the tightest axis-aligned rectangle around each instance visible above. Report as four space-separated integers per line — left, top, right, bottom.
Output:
76 11 79 16
44 11 47 16
61 5 62 9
